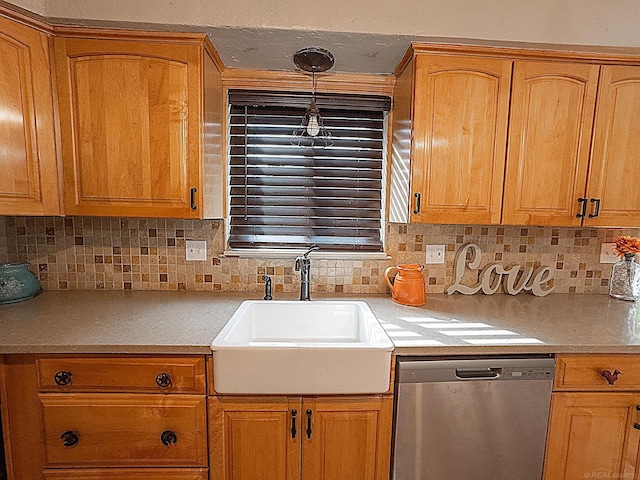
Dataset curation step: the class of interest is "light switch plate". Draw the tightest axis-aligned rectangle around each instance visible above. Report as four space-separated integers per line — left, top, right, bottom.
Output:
600 242 619 264
426 245 446 264
186 240 207 261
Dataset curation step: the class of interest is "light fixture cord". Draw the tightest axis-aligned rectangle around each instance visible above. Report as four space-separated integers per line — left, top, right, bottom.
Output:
311 67 316 101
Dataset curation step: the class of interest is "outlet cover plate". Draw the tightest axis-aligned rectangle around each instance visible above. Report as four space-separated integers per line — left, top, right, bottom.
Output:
426 245 446 264
600 243 619 264
186 240 207 261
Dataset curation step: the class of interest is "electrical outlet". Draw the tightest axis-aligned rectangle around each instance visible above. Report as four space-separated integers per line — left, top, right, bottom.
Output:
186 240 207 261
600 242 619 264
426 244 446 264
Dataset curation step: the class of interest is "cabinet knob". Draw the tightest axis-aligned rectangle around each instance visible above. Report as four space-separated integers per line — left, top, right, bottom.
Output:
634 423 640 430
161 430 177 446
61 431 79 447
600 369 622 385
54 371 72 386
155 372 172 388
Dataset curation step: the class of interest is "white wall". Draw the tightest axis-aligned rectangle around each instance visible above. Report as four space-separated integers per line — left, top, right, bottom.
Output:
4 0 46 15
20 0 640 48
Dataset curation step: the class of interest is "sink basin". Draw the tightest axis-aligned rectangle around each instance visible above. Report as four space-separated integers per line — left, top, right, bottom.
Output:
211 300 394 394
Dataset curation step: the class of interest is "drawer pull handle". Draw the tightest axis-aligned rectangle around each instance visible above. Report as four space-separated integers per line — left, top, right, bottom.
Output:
61 431 79 447
190 187 198 211
635 423 640 430
588 198 601 218
161 430 177 446
601 369 622 385
306 409 313 439
291 409 297 439
576 198 587 218
155 372 172 388
413 192 421 215
54 371 72 386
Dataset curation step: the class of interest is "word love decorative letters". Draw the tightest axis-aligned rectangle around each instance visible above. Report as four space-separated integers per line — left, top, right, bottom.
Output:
446 243 555 297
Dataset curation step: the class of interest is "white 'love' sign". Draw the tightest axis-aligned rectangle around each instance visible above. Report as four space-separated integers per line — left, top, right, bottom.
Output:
446 243 555 297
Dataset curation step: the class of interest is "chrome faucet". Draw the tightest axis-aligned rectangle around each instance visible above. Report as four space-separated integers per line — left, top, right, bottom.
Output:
295 245 320 301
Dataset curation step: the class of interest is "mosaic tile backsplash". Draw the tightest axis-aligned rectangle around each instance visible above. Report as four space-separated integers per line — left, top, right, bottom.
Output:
2 216 639 295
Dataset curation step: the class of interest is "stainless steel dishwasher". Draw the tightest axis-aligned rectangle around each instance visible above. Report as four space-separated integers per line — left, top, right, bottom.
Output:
393 357 555 480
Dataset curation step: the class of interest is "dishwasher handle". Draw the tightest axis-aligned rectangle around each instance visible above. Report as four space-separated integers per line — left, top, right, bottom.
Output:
455 367 502 379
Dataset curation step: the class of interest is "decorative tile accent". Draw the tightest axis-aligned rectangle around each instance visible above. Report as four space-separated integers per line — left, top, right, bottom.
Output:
2 216 640 295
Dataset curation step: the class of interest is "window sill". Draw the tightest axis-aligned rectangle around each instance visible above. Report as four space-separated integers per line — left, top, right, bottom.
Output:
222 249 391 260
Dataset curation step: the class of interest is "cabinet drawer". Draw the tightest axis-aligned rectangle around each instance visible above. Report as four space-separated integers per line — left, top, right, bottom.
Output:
37 356 206 393
40 394 207 467
42 468 208 480
555 355 640 391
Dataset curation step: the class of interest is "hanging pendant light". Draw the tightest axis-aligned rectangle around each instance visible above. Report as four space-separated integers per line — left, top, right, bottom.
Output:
291 47 334 148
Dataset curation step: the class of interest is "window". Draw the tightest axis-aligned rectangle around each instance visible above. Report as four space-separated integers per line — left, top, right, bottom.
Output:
227 90 390 252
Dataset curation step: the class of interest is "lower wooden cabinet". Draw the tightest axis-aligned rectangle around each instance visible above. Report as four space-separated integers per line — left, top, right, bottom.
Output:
209 395 393 480
544 392 640 479
42 468 209 480
544 355 640 480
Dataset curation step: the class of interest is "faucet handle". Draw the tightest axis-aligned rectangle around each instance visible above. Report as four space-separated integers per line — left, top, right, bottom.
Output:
303 245 320 258
261 275 273 300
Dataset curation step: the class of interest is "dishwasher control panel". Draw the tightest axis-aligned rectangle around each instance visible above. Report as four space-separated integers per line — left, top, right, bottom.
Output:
503 366 554 380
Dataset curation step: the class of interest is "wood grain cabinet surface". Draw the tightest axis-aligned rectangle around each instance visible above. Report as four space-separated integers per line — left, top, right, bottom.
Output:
40 394 207 468
0 14 60 216
37 355 206 394
585 66 640 227
392 45 640 228
544 355 640 480
1 355 209 480
53 31 224 218
502 61 599 226
393 53 511 225
209 395 393 480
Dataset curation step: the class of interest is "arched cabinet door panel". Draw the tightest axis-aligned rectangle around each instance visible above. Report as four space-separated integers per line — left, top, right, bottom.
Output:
586 65 640 227
410 54 512 225
54 37 202 218
502 61 599 226
0 16 60 215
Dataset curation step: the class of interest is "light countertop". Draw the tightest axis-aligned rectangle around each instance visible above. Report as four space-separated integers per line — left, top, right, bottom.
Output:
0 290 638 355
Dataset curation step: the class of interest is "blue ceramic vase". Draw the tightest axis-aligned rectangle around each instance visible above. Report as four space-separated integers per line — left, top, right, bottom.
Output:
0 263 42 304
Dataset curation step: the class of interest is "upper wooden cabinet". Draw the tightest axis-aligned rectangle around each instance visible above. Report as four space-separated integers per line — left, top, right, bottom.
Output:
392 45 640 228
0 14 60 215
502 61 599 226
392 53 511 224
586 66 640 227
53 32 224 218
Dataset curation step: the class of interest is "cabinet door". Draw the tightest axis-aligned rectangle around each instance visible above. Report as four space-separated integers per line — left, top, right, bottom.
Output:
302 396 392 480
410 54 511 224
0 16 60 215
209 396 301 480
54 37 201 218
544 392 640 480
503 61 599 226
586 65 640 227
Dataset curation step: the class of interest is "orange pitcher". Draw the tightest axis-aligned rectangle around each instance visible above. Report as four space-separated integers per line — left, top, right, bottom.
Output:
384 264 426 306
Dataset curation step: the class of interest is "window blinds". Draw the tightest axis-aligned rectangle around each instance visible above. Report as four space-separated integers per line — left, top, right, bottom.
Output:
228 91 389 252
